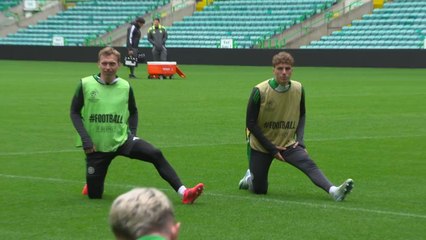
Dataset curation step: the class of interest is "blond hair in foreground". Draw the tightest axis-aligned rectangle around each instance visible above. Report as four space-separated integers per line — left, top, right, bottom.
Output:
109 188 178 240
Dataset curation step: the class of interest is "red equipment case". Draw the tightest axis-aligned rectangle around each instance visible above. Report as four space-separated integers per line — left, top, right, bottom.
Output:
147 61 185 79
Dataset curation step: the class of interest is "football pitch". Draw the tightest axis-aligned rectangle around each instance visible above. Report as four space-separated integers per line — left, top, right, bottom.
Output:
0 60 425 239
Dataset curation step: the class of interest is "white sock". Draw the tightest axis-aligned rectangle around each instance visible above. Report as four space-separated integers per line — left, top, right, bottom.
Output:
178 186 187 198
329 186 338 194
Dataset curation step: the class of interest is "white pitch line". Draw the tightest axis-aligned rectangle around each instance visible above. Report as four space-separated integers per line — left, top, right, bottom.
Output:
0 149 81 156
1 173 425 220
1 134 425 157
210 193 426 220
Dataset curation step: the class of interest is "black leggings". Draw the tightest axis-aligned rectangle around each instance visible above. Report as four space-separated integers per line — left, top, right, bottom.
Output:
85 136 182 199
249 146 333 194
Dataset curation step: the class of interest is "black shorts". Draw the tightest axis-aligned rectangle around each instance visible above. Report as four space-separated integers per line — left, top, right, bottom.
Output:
84 135 153 178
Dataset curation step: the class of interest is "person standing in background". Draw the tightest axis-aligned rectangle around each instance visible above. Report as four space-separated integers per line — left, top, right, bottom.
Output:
126 16 145 78
147 18 167 61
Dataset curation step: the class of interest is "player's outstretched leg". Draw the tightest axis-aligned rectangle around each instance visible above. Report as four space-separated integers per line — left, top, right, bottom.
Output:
182 183 204 204
329 179 354 201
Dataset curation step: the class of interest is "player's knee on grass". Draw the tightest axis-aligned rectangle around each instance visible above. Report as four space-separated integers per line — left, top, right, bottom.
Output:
252 179 268 194
87 176 104 199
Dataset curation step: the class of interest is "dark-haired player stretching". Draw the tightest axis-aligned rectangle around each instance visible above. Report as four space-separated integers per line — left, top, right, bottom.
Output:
238 51 353 201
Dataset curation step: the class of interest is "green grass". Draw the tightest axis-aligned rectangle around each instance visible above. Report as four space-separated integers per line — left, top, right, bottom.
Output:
0 60 425 239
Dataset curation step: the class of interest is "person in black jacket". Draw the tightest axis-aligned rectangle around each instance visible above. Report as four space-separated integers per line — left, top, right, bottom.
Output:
126 17 145 78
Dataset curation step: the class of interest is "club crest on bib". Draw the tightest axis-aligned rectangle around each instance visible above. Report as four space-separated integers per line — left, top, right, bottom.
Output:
265 100 275 111
89 89 100 103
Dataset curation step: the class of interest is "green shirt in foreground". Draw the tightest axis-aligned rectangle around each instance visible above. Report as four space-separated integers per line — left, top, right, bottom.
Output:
137 235 167 240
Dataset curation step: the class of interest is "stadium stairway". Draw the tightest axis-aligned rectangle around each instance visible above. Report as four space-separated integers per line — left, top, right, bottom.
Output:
138 0 338 49
302 0 426 49
0 0 170 46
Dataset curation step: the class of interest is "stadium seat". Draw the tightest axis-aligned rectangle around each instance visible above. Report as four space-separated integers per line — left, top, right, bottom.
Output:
139 0 338 48
0 0 21 12
302 0 426 49
0 0 170 46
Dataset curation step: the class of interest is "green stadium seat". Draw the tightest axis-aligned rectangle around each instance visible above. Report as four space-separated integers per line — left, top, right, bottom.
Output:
0 0 170 46
304 0 426 49
139 0 337 48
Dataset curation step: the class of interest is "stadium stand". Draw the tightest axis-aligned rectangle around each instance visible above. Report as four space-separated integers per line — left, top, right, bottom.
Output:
0 0 21 12
302 0 426 49
0 0 170 46
139 0 338 48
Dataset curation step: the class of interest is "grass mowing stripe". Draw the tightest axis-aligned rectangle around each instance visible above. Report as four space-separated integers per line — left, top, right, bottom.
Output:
1 173 425 220
1 133 424 157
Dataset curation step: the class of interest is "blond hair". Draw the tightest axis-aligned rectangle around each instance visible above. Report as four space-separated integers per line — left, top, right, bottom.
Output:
109 188 175 240
98 46 121 62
